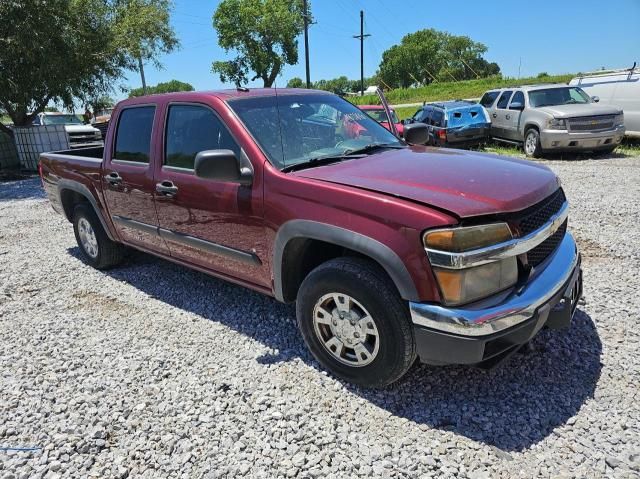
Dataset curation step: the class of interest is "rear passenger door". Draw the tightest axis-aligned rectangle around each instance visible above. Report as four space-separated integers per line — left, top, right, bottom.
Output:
505 90 525 141
492 90 513 139
102 104 169 254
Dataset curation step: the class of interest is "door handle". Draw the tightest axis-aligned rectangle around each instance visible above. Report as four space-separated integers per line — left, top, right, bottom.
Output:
156 181 178 197
492 113 497 119
104 172 122 184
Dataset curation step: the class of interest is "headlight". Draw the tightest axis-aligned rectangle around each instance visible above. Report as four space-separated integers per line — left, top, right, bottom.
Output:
423 223 518 305
615 113 624 126
424 223 512 252
547 118 566 130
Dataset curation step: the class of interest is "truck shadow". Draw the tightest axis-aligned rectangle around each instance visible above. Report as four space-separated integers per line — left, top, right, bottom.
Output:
0 178 45 201
70 247 602 453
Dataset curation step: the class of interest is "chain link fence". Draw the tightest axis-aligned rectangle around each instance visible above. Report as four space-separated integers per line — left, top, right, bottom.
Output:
13 126 69 171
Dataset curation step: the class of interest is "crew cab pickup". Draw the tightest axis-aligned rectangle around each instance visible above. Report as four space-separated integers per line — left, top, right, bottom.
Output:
39 89 583 387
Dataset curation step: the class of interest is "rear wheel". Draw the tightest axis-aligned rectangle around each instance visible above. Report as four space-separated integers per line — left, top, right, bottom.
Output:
524 128 542 158
73 203 124 269
296 257 416 388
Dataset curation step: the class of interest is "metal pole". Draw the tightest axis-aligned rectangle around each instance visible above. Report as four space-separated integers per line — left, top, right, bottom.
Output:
303 0 311 88
360 10 364 96
353 10 370 96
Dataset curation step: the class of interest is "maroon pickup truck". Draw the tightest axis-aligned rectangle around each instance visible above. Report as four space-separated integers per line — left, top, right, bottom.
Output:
39 88 582 387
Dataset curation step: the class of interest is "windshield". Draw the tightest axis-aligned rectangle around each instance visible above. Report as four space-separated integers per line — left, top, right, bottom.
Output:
42 114 83 125
528 87 591 107
364 108 400 124
228 93 402 170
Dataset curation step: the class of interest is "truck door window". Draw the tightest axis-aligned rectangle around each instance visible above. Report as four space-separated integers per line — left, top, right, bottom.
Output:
114 106 155 164
480 91 499 108
496 91 513 109
164 104 241 170
509 91 525 109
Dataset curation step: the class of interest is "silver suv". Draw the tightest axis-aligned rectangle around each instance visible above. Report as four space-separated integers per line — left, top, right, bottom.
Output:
479 84 625 157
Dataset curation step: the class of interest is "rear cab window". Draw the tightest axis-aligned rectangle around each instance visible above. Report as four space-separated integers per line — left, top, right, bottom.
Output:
430 109 445 127
113 106 156 164
164 104 241 171
479 91 500 108
496 91 514 109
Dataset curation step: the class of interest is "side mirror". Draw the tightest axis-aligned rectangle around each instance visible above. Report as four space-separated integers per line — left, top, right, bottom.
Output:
400 119 406 125
194 149 253 185
591 95 600 103
403 123 429 145
509 102 524 111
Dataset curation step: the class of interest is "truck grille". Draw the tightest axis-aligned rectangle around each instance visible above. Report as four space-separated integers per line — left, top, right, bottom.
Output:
513 188 567 267
567 115 615 132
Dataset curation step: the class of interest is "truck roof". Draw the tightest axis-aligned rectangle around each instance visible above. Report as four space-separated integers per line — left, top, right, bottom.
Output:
117 88 331 108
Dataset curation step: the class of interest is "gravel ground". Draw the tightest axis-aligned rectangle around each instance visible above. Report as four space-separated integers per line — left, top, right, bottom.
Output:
1 153 639 479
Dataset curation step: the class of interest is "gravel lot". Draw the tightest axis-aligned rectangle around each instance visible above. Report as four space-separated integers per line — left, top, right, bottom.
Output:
1 153 639 479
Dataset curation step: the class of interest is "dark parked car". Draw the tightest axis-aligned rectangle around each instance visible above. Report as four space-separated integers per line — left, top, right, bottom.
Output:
39 88 582 388
405 101 491 148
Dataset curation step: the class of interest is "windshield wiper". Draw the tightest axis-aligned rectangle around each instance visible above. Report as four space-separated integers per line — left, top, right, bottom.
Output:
343 142 405 155
281 154 366 173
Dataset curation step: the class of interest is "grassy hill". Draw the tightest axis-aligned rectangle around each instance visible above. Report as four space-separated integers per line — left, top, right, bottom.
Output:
349 73 575 113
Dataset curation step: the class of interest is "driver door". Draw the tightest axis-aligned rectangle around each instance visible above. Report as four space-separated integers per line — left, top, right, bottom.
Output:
153 102 268 288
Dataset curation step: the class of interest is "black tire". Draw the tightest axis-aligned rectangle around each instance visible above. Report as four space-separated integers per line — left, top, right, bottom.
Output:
524 128 543 158
72 203 124 269
296 257 416 388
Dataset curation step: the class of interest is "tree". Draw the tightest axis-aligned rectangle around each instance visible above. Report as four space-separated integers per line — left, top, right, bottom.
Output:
286 77 305 88
378 29 501 89
112 0 179 91
89 96 116 114
0 0 177 134
212 0 307 87
128 80 195 97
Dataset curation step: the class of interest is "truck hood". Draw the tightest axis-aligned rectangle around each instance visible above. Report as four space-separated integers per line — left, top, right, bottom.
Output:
538 103 621 118
292 146 560 218
65 124 99 133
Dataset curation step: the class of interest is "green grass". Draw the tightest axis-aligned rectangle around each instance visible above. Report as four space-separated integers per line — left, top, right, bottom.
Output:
1 115 11 126
350 73 575 106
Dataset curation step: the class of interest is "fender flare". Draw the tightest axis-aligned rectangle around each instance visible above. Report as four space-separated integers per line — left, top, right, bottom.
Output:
273 220 419 302
57 179 117 242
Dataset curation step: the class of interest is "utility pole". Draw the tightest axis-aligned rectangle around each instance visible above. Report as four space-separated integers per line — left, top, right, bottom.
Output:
303 0 311 88
138 56 148 95
353 10 370 96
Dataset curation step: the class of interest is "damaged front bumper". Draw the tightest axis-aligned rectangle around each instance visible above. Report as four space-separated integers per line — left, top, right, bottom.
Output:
409 232 582 367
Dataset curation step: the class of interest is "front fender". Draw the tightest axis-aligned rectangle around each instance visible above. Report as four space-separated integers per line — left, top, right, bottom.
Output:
273 220 420 302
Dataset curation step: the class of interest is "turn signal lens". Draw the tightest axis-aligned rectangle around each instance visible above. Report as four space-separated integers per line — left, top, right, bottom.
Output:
434 258 518 306
423 223 512 253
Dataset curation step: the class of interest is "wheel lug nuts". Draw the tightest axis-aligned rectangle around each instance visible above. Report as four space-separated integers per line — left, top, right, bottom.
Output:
354 332 360 338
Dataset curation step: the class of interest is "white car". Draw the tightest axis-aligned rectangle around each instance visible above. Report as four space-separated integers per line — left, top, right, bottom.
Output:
570 64 639 138
33 113 103 148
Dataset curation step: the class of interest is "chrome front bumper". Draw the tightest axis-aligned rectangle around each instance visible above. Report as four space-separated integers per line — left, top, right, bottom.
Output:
410 232 580 337
540 125 625 150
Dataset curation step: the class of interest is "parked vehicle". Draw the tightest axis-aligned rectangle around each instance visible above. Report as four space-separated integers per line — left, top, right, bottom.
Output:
359 105 404 137
570 64 639 138
39 88 582 388
480 85 625 157
404 101 491 148
33 112 103 148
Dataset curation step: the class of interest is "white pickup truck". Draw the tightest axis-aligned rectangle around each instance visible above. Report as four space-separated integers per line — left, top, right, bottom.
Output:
33 112 102 148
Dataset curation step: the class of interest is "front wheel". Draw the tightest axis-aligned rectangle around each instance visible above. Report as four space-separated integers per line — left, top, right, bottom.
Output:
296 257 416 388
524 128 543 158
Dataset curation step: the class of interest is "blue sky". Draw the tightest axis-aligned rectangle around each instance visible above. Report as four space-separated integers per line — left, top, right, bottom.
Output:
122 0 640 98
